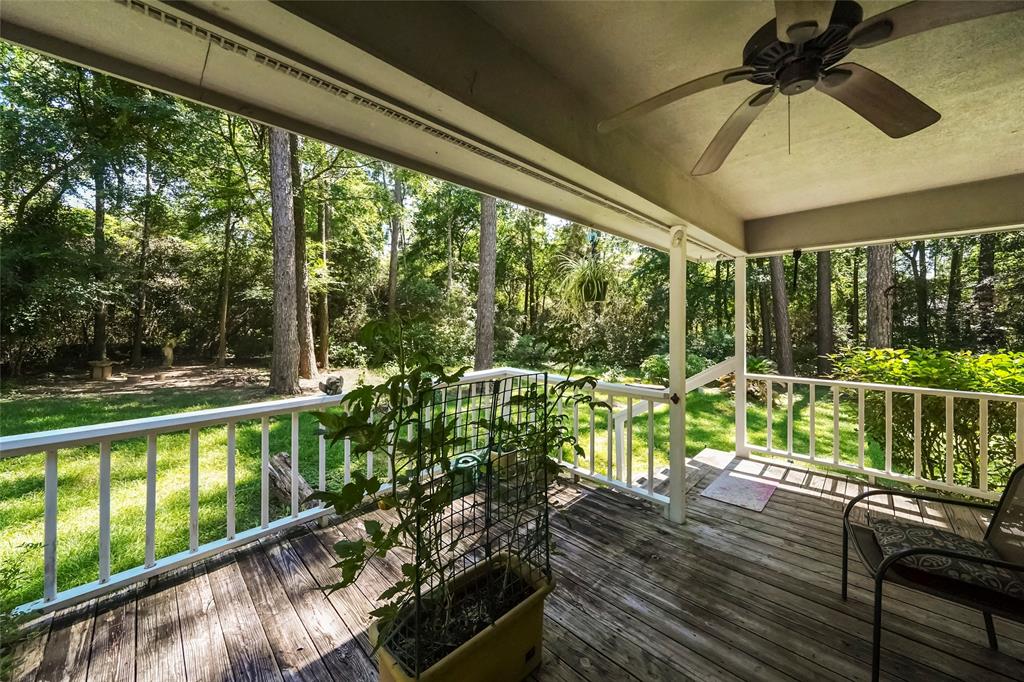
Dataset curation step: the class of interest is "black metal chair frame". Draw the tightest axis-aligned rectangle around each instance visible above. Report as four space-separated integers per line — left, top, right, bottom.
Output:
842 464 1024 682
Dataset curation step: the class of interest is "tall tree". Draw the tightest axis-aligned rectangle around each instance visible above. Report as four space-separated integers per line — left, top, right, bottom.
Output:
867 244 893 347
899 241 929 346
290 134 318 380
758 261 773 358
130 155 152 366
474 194 497 370
976 233 999 349
268 127 300 394
816 251 834 375
848 247 861 346
317 199 330 369
90 160 109 361
214 207 234 368
386 172 404 317
944 241 963 349
769 256 793 375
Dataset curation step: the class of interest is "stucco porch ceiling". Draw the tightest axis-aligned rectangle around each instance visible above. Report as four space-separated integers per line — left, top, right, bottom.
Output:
2 0 1022 256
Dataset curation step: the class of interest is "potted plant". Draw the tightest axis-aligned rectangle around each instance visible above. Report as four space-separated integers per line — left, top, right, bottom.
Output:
312 355 600 681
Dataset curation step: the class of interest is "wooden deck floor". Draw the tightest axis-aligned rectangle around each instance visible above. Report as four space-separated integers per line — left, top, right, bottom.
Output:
13 451 1024 682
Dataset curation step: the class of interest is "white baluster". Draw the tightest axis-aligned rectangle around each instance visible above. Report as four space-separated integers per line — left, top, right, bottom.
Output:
44 448 57 602
145 434 157 567
99 440 111 583
226 422 236 540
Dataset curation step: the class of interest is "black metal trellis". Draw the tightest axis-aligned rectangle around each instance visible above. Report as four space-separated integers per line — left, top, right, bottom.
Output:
388 372 551 677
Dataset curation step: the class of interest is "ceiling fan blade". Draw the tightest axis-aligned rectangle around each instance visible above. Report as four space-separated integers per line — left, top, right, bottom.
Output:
848 0 1024 49
816 63 939 138
597 66 756 133
775 0 836 44
692 87 776 176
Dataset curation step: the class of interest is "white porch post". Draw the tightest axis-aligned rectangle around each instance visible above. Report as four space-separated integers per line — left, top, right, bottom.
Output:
667 226 687 524
734 256 748 458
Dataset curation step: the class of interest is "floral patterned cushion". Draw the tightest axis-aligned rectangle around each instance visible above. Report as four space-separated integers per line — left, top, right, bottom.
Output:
872 518 1024 597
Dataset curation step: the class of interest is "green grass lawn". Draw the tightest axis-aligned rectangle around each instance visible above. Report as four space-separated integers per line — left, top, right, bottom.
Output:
0 378 881 611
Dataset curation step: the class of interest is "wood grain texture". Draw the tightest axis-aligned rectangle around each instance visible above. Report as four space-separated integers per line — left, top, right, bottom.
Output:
20 456 1024 682
175 564 231 682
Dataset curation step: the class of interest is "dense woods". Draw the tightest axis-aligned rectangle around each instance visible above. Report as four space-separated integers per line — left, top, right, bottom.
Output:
2 47 1023 385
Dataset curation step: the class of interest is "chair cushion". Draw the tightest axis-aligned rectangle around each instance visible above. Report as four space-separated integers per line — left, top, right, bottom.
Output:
871 518 1024 597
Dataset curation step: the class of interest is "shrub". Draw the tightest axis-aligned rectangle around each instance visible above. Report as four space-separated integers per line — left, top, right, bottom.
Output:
639 352 710 386
505 334 550 369
330 340 368 368
718 355 777 400
832 348 1024 491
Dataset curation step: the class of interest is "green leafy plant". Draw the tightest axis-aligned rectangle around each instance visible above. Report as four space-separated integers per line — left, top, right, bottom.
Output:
557 254 618 309
832 348 1024 490
0 547 37 679
639 352 710 386
309 323 603 673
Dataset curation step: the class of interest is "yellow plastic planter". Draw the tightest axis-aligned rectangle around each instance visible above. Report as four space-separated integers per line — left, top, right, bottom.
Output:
370 555 554 682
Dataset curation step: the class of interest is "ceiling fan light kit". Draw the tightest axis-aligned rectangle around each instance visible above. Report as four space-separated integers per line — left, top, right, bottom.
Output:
597 0 1024 175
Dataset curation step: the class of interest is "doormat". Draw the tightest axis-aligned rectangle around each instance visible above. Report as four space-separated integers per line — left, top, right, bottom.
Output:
700 470 776 512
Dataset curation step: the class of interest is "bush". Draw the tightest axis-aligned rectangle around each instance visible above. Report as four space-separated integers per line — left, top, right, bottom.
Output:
639 352 709 386
505 334 550 369
719 355 777 400
330 340 368 368
832 348 1024 491
690 329 734 365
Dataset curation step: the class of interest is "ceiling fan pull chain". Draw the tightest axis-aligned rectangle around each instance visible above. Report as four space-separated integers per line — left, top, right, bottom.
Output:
788 96 792 155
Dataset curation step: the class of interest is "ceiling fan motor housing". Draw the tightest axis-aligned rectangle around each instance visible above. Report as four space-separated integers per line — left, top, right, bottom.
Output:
743 0 863 95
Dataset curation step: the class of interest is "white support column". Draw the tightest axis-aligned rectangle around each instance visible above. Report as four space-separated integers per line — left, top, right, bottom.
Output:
734 256 748 458
667 226 688 524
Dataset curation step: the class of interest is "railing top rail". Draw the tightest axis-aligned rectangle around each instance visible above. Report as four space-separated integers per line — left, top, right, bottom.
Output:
745 372 1024 403
0 393 344 459
462 367 671 401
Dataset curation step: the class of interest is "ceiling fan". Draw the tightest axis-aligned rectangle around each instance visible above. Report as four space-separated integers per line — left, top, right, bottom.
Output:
596 1 1024 176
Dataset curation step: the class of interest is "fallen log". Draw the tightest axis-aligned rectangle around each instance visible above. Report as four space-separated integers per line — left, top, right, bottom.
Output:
267 452 316 510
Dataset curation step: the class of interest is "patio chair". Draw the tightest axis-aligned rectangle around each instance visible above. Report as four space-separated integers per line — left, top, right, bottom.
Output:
842 463 1024 682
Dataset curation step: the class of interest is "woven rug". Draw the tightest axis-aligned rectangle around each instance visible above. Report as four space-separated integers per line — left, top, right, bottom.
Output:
700 469 776 512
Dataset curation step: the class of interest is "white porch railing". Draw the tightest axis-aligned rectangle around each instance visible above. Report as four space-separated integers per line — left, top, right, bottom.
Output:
0 394 344 613
1 368 680 613
7 364 1018 613
742 372 1024 501
467 367 674 507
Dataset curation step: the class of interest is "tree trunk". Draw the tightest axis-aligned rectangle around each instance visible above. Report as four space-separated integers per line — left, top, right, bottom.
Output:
758 261 772 358
714 260 723 333
91 162 108 361
474 194 498 370
944 241 962 349
816 251 834 375
446 215 454 295
215 209 233 368
909 241 929 346
317 200 330 370
769 256 793 375
130 157 151 367
748 277 759 354
269 128 300 394
976 233 998 349
848 247 860 346
290 134 318 380
387 173 404 317
525 219 536 332
867 244 893 348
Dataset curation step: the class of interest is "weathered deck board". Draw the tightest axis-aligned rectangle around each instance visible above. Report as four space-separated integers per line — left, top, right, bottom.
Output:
16 455 1024 682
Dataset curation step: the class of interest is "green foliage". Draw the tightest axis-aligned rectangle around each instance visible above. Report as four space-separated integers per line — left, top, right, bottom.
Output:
311 328 599 661
832 348 1024 490
638 352 710 385
0 548 36 679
